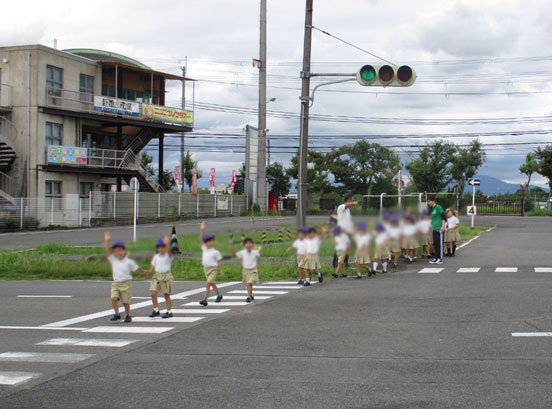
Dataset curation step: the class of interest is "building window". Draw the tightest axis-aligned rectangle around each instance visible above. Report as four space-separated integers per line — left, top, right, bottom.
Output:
79 74 94 103
45 181 62 210
46 65 63 97
45 122 62 146
102 85 115 97
80 182 94 198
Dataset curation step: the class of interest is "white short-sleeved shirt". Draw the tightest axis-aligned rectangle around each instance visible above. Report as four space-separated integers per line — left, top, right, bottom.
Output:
447 215 459 229
293 239 307 255
201 244 222 267
387 225 401 240
355 233 371 249
306 237 321 254
375 232 387 248
108 255 139 282
418 219 432 234
337 204 354 234
403 224 416 237
151 253 173 273
334 234 350 252
237 249 260 269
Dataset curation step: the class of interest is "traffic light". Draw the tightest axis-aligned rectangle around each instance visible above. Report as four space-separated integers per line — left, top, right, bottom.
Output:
356 64 416 87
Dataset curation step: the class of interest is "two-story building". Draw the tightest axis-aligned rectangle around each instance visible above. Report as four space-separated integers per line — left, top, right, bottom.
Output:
0 45 192 213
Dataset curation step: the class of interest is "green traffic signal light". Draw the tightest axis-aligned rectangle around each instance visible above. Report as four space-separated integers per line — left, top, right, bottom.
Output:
359 65 376 83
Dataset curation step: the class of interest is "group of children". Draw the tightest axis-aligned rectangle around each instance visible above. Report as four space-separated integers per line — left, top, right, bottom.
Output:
104 208 461 322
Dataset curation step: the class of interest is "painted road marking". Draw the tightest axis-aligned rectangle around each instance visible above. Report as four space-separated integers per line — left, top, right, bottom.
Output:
457 268 481 273
208 295 272 300
182 301 249 307
42 282 239 328
253 286 302 290
0 326 87 331
512 332 552 337
83 326 174 334
535 267 552 273
17 295 72 298
36 338 136 347
170 308 230 314
0 372 40 386
132 317 204 323
418 268 444 274
230 290 288 295
495 267 518 273
264 281 303 285
0 352 93 363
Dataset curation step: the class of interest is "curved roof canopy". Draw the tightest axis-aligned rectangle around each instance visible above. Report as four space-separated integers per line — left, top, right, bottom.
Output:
64 48 152 70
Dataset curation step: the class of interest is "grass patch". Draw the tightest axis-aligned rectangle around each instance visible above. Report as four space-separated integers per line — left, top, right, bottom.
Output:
527 209 552 216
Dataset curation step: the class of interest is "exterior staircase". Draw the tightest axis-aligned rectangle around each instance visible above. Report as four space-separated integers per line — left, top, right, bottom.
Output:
0 117 18 206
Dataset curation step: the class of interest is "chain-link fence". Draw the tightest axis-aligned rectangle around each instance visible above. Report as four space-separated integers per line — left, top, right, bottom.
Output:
0 192 249 231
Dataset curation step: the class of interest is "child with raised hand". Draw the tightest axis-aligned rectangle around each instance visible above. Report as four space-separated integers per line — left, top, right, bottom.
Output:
199 221 225 306
286 227 308 284
332 225 350 279
230 237 261 303
104 232 148 323
354 222 372 279
147 236 175 319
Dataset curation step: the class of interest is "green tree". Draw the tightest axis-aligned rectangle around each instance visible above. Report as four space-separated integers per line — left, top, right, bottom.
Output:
406 141 457 193
328 141 401 210
140 152 155 178
450 139 486 196
181 151 203 192
266 162 291 198
159 170 176 191
287 150 333 194
239 162 246 178
519 152 539 194
535 145 552 198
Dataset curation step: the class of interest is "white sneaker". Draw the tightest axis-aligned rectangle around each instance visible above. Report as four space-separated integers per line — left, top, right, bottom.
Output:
429 259 438 264
435 259 443 265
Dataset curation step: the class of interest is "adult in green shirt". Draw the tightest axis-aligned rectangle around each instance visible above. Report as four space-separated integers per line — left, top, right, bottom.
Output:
427 194 446 264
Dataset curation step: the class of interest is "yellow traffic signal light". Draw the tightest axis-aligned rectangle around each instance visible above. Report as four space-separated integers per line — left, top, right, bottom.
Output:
356 64 416 87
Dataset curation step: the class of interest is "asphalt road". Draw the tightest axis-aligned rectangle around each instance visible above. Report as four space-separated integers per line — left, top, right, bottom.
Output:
0 216 551 408
0 215 329 249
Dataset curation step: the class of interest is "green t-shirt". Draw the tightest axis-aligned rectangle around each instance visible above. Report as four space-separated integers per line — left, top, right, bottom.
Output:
430 204 445 230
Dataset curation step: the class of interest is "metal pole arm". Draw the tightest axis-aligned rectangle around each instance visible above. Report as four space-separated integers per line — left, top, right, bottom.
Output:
309 78 356 107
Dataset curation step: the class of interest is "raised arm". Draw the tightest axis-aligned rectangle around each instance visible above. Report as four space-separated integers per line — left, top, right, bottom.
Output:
104 232 112 257
164 236 172 256
199 221 206 246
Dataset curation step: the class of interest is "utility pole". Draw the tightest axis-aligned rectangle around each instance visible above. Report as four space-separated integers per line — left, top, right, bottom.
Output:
256 0 268 210
297 0 313 228
180 59 187 193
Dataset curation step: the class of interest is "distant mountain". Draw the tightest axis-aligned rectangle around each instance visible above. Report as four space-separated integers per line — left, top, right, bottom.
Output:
469 175 532 195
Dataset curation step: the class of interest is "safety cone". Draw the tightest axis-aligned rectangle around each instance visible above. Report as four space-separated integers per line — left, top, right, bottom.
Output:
170 225 180 254
278 230 283 242
286 229 292 241
261 231 268 244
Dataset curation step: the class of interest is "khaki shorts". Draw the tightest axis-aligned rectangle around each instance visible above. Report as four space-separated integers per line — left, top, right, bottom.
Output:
149 272 175 295
305 254 321 271
404 236 419 250
389 239 401 253
422 233 433 246
446 229 461 243
297 255 307 269
203 266 218 284
111 281 132 304
336 250 347 264
374 245 390 261
242 267 259 285
355 248 371 265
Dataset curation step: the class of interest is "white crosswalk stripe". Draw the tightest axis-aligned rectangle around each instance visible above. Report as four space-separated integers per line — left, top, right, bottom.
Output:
208 295 272 300
253 286 302 290
182 301 249 307
36 338 136 347
0 372 40 386
132 317 204 323
83 326 174 334
535 267 552 273
456 267 481 273
0 352 93 363
418 268 444 274
512 332 552 337
230 290 288 295
170 308 230 314
495 267 518 273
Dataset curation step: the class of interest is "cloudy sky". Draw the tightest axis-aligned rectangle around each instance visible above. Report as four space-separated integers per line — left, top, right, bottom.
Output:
2 0 552 189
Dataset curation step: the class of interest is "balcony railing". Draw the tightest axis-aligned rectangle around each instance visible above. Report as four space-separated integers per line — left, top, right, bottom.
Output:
0 84 12 109
44 88 193 127
46 146 140 170
0 171 16 198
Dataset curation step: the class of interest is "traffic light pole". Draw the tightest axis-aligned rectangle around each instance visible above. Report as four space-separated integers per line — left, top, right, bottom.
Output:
256 0 268 211
297 0 313 228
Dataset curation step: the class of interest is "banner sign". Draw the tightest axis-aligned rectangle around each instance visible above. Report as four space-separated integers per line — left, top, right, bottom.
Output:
47 145 87 165
174 166 182 190
93 96 140 117
142 104 194 124
209 168 216 195
228 169 237 194
192 167 197 195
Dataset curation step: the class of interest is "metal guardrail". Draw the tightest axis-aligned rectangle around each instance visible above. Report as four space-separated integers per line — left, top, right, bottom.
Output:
0 84 12 108
0 171 16 198
46 146 139 170
0 116 18 143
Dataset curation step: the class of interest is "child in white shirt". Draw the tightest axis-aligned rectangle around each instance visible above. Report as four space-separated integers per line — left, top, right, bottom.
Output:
445 209 461 257
231 237 261 303
418 210 433 258
286 227 308 285
354 222 373 279
147 236 175 319
303 227 323 286
104 232 147 323
332 225 350 279
199 221 225 306
373 223 389 274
